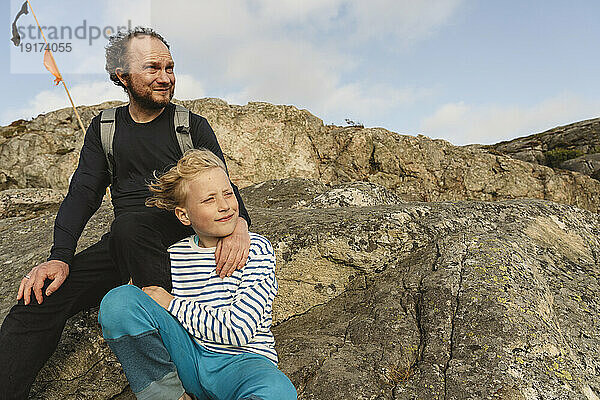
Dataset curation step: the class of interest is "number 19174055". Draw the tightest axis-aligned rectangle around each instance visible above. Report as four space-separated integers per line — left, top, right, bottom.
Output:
19 42 72 52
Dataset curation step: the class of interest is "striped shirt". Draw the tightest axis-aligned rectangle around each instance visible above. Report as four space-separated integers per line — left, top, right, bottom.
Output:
167 232 278 364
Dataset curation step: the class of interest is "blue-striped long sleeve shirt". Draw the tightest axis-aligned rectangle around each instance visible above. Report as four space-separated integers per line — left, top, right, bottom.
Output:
167 232 278 364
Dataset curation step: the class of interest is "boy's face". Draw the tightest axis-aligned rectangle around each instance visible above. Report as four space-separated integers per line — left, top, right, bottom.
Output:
175 168 239 246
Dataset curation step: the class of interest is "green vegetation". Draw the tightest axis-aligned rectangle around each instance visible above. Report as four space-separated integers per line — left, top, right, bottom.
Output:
544 148 584 168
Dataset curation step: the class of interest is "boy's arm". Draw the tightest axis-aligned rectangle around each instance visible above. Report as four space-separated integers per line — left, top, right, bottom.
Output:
165 241 276 346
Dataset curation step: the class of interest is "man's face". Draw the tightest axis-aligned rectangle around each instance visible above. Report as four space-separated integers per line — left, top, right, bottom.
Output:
119 35 175 110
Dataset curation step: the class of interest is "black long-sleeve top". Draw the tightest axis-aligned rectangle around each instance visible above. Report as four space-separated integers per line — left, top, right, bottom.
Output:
49 103 250 265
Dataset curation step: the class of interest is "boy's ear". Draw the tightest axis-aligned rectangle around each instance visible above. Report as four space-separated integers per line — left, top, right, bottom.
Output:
174 206 191 226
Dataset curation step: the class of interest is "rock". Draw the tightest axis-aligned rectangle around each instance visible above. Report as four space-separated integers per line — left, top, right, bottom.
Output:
0 202 120 399
239 178 328 209
560 153 600 177
0 101 123 191
274 204 600 399
184 101 600 213
2 99 600 213
0 188 64 218
307 181 404 208
0 180 598 399
240 179 402 209
485 117 600 179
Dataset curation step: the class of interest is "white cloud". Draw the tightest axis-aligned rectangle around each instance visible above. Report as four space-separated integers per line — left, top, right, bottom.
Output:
320 83 432 123
345 0 465 45
219 38 431 122
0 74 207 125
222 39 345 104
151 0 460 122
420 93 600 145
174 74 206 100
101 0 152 25
1 80 126 124
4 1 462 125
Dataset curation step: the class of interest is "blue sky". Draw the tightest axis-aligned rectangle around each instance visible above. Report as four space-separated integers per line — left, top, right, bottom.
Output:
3 0 600 145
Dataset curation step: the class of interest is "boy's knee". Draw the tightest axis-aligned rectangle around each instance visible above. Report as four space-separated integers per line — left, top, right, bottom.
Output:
257 372 297 400
98 285 144 331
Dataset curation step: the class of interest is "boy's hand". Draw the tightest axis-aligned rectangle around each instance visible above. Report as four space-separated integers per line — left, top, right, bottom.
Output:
215 218 250 278
142 286 174 309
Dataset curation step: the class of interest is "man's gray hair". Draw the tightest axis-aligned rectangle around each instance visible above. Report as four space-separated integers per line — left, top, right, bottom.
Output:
105 27 170 92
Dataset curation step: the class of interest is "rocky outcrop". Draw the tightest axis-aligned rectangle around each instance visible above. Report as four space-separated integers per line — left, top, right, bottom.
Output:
0 102 122 190
1 180 598 399
484 117 600 178
560 153 600 179
2 99 600 213
0 188 64 218
240 178 402 209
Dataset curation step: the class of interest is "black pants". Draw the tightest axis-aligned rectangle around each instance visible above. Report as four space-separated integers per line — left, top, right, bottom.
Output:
0 208 193 400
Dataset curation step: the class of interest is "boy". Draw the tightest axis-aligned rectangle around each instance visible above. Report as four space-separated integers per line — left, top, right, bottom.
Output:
98 149 296 400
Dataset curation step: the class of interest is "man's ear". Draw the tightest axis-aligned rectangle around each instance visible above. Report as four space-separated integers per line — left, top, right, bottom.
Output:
175 206 191 226
115 68 128 88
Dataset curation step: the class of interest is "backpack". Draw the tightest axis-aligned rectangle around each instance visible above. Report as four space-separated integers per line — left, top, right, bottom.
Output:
99 104 194 184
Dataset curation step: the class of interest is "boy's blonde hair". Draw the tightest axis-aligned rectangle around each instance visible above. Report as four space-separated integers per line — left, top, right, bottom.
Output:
145 148 227 210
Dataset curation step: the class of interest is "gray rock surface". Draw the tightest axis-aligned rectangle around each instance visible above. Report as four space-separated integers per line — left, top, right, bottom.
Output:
560 153 600 178
485 117 600 179
2 99 600 213
308 181 403 208
240 178 402 209
0 180 598 399
0 102 121 190
238 177 328 209
0 188 64 218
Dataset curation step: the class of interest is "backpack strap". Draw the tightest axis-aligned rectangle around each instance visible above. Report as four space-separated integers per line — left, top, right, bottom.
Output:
174 104 193 155
100 105 192 185
100 108 117 185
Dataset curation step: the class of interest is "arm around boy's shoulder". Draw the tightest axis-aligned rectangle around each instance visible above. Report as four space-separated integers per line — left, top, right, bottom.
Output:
246 233 276 270
240 233 277 293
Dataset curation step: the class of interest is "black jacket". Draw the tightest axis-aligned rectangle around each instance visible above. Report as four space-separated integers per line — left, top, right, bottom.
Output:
49 103 250 265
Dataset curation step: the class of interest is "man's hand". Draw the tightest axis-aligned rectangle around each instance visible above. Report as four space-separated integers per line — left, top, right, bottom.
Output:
17 260 69 305
142 286 174 309
215 217 250 279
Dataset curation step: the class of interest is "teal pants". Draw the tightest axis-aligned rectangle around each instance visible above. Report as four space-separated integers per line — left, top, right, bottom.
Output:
98 285 296 400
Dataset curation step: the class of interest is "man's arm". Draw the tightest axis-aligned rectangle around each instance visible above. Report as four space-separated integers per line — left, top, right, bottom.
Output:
18 116 110 305
49 116 110 265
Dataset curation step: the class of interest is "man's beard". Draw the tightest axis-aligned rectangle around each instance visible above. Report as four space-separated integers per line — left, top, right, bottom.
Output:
124 75 173 110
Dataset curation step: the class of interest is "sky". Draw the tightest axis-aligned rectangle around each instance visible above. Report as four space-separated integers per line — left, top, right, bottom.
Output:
3 0 600 146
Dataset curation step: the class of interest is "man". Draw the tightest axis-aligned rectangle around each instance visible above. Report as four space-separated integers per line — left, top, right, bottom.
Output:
0 27 251 400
